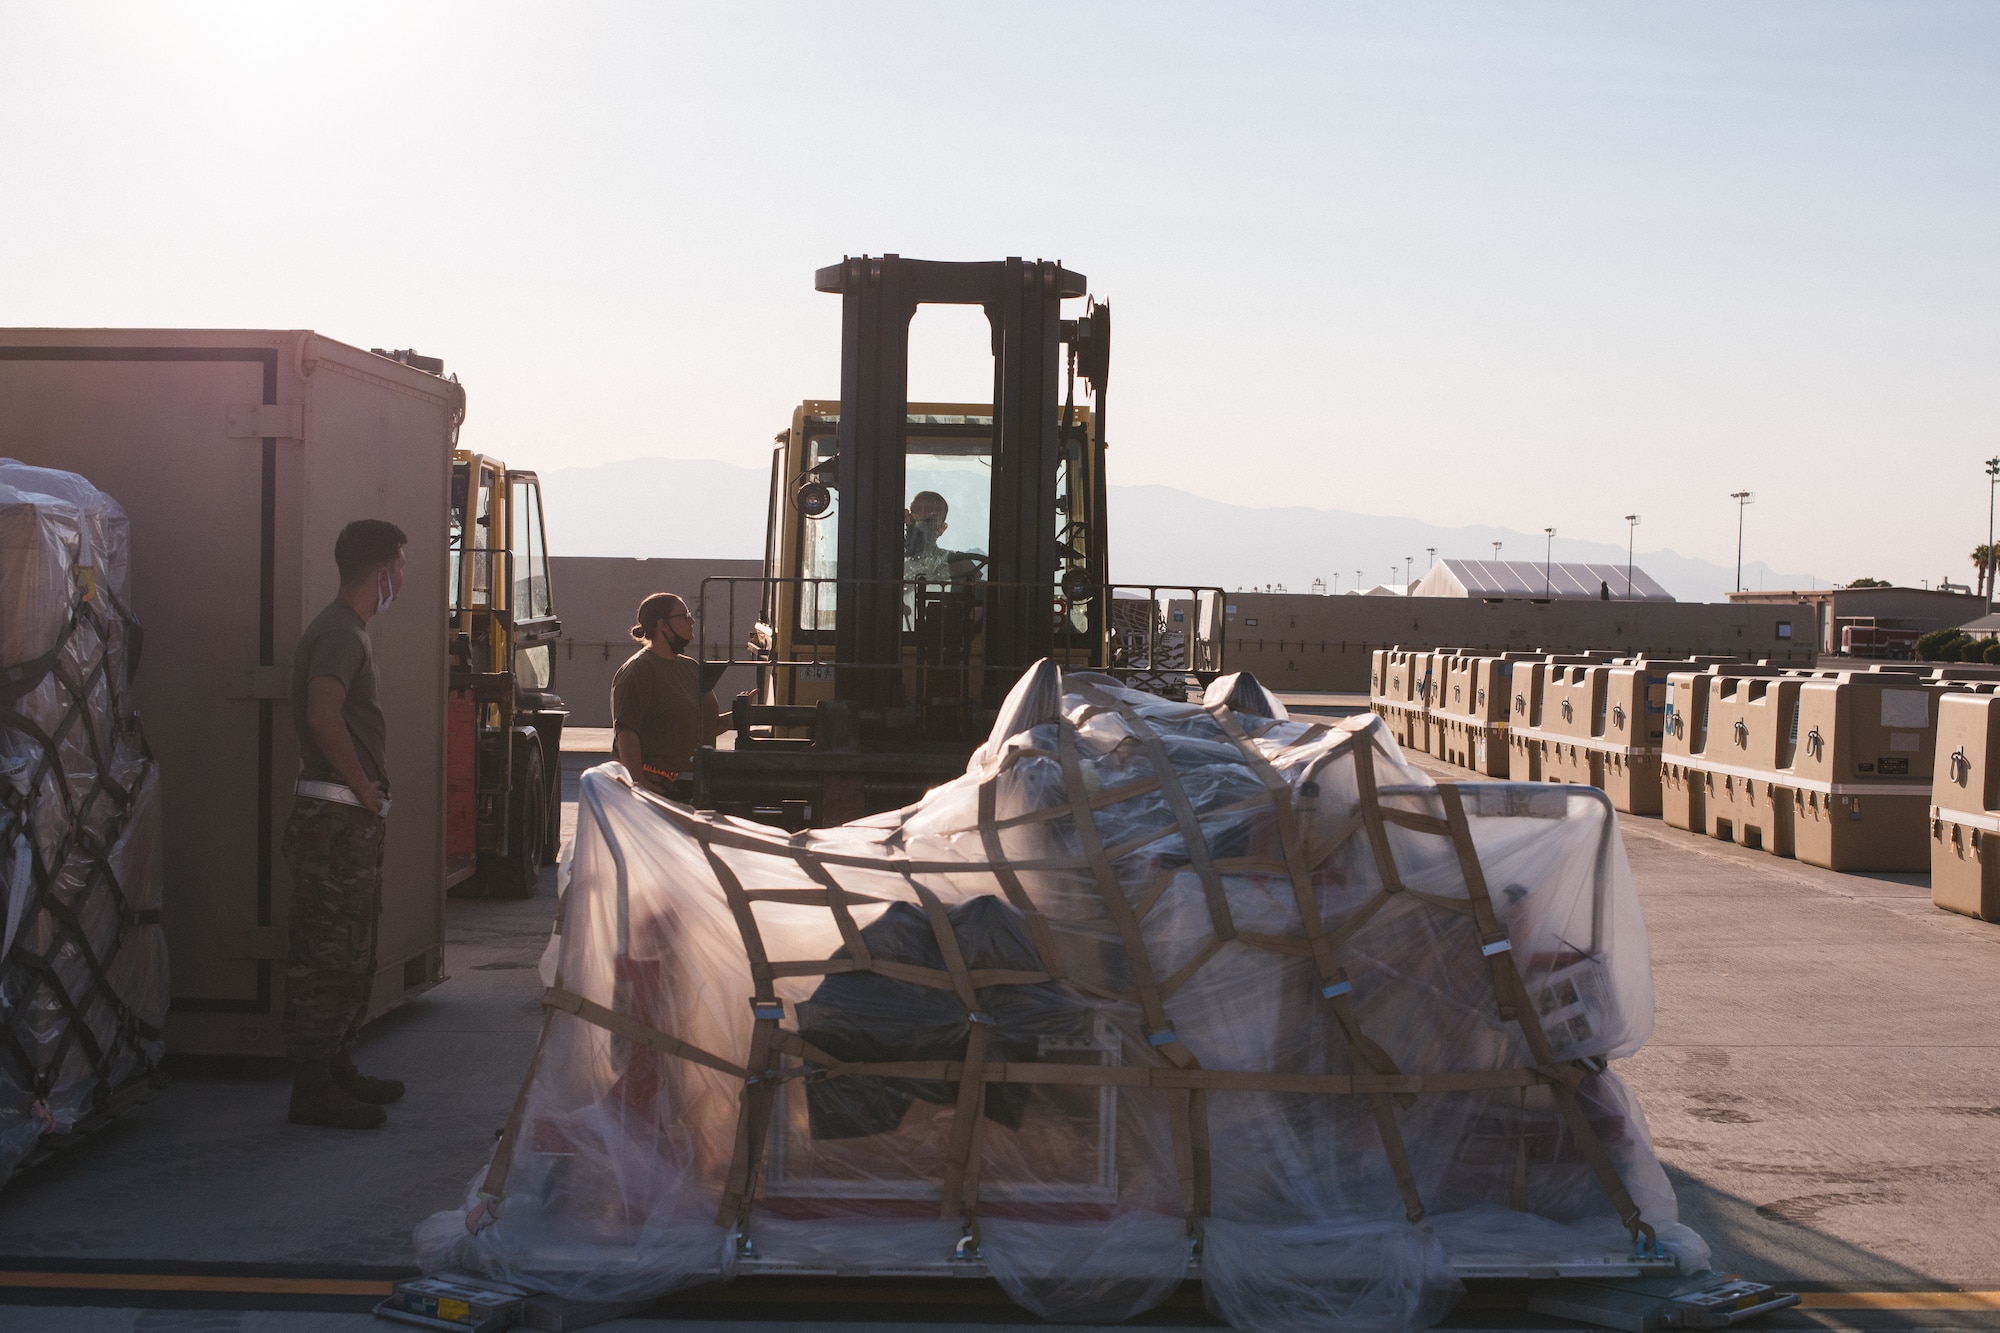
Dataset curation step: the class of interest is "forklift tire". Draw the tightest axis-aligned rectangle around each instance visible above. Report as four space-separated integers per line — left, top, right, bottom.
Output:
539 758 562 867
478 742 547 900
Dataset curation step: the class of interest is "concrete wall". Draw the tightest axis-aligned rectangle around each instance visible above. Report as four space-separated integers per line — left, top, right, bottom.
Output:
550 556 763 725
1220 593 1816 692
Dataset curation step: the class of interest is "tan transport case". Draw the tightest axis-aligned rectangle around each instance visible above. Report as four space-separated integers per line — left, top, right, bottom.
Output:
1670 666 1952 873
1434 652 1535 777
1930 691 2000 921
1422 649 1459 760
1373 647 1429 754
0 330 458 1055
1508 656 1696 814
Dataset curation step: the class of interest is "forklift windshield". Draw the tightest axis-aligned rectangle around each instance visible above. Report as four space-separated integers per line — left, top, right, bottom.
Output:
902 436 989 580
795 420 994 633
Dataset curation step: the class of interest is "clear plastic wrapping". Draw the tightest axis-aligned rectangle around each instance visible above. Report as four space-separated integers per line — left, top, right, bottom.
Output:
0 462 167 1184
418 663 1705 1328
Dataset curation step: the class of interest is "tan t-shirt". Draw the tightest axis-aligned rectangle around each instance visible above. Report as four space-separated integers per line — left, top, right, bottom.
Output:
610 647 719 776
291 600 389 793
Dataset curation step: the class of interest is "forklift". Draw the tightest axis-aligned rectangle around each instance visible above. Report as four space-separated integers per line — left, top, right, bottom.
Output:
445 450 567 897
694 255 1224 827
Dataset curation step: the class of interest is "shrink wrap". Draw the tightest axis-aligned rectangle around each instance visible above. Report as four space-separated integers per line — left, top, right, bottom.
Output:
0 463 166 1184
420 663 1703 1328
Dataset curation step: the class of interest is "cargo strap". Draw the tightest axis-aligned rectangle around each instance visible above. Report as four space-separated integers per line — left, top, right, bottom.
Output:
1055 720 1210 1224
1207 706 1428 1222
1436 782 1656 1251
908 877 993 1222
707 830 783 1230
975 774 1066 981
507 989 1594 1100
1082 685 1236 942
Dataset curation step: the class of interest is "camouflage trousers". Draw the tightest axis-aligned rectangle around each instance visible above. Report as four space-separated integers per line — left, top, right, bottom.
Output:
279 797 385 1061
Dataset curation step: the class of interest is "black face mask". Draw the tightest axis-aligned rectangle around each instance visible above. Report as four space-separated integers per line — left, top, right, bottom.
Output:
666 629 690 655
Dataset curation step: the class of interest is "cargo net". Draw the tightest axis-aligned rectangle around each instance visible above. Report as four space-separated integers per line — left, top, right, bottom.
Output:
0 463 167 1185
419 661 1707 1329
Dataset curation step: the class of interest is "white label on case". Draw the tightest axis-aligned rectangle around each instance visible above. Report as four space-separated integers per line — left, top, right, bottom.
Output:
1881 689 1929 729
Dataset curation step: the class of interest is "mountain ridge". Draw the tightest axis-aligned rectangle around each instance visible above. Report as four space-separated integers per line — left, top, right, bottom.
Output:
538 456 1823 604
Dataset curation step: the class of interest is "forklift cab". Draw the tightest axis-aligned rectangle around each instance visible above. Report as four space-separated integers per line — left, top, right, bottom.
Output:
759 398 1105 731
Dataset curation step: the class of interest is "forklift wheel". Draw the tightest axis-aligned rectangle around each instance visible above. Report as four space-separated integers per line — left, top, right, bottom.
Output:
478 742 547 900
539 758 562 867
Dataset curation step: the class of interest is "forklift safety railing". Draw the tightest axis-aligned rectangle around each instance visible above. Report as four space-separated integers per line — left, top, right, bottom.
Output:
695 576 1226 679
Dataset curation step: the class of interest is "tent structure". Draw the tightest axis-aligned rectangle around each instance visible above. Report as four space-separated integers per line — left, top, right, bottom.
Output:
1410 560 1673 603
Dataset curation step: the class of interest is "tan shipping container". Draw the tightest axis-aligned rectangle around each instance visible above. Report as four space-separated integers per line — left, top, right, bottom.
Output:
1930 690 2000 921
1663 665 1957 869
1782 673 1947 872
1378 647 1427 753
0 329 457 1056
1697 671 1808 853
1502 654 1618 794
1661 664 1812 834
1433 651 1535 776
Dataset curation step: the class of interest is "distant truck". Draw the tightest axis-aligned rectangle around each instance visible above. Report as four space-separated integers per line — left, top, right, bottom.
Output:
1841 624 1919 659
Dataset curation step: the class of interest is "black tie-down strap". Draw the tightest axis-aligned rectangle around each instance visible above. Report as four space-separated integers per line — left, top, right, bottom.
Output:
0 593 165 1175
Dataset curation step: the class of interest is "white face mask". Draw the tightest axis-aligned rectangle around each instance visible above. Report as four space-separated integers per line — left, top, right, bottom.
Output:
376 571 396 614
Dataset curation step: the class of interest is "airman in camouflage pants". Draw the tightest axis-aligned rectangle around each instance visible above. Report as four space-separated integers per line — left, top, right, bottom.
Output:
280 798 385 1062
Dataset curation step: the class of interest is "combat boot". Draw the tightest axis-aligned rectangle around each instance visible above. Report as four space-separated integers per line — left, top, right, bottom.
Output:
289 1058 386 1129
331 1048 405 1104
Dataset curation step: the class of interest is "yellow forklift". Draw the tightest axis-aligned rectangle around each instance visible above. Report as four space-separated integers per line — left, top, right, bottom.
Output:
446 451 567 896
694 255 1223 827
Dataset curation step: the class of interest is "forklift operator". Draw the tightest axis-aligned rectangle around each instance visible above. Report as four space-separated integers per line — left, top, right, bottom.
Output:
903 490 983 585
612 592 723 799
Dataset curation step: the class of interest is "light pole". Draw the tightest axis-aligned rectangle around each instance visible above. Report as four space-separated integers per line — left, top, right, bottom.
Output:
1986 458 1999 607
1730 491 1753 592
1624 514 1641 599
1543 527 1555 599
1491 541 1502 562
1404 556 1413 589
1356 570 1363 593
1426 546 1436 569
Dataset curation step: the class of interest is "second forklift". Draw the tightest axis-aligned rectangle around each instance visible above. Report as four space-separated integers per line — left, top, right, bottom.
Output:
446 448 567 898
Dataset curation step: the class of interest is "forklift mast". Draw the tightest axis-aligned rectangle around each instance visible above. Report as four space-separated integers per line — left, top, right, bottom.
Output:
818 255 1105 711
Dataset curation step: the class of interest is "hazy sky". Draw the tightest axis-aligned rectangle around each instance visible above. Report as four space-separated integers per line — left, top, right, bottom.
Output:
5 3 1998 587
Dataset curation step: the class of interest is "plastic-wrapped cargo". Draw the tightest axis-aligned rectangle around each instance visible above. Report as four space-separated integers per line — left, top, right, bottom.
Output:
0 461 167 1184
418 663 1705 1329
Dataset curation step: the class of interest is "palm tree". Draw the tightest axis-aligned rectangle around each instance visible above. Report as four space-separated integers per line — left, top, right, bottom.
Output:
1976 545 1996 599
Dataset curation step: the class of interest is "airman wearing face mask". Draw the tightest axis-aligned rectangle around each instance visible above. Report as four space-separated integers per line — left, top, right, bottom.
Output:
281 518 409 1130
611 592 724 798
904 490 953 583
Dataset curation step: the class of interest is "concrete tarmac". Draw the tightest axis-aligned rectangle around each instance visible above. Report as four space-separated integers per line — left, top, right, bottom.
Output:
9 740 2000 1330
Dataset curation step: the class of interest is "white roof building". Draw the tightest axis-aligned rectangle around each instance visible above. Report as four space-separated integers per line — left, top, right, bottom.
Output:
1410 558 1674 603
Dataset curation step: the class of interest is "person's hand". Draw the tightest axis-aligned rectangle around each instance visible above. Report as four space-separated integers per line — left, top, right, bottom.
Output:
360 785 386 817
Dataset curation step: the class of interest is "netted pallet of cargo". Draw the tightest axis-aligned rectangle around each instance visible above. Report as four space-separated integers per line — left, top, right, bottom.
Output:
419 662 1703 1329
0 463 167 1185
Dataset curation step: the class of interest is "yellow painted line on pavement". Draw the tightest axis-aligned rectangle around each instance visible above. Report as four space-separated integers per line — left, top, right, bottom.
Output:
1799 1292 2000 1311
0 1271 394 1296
